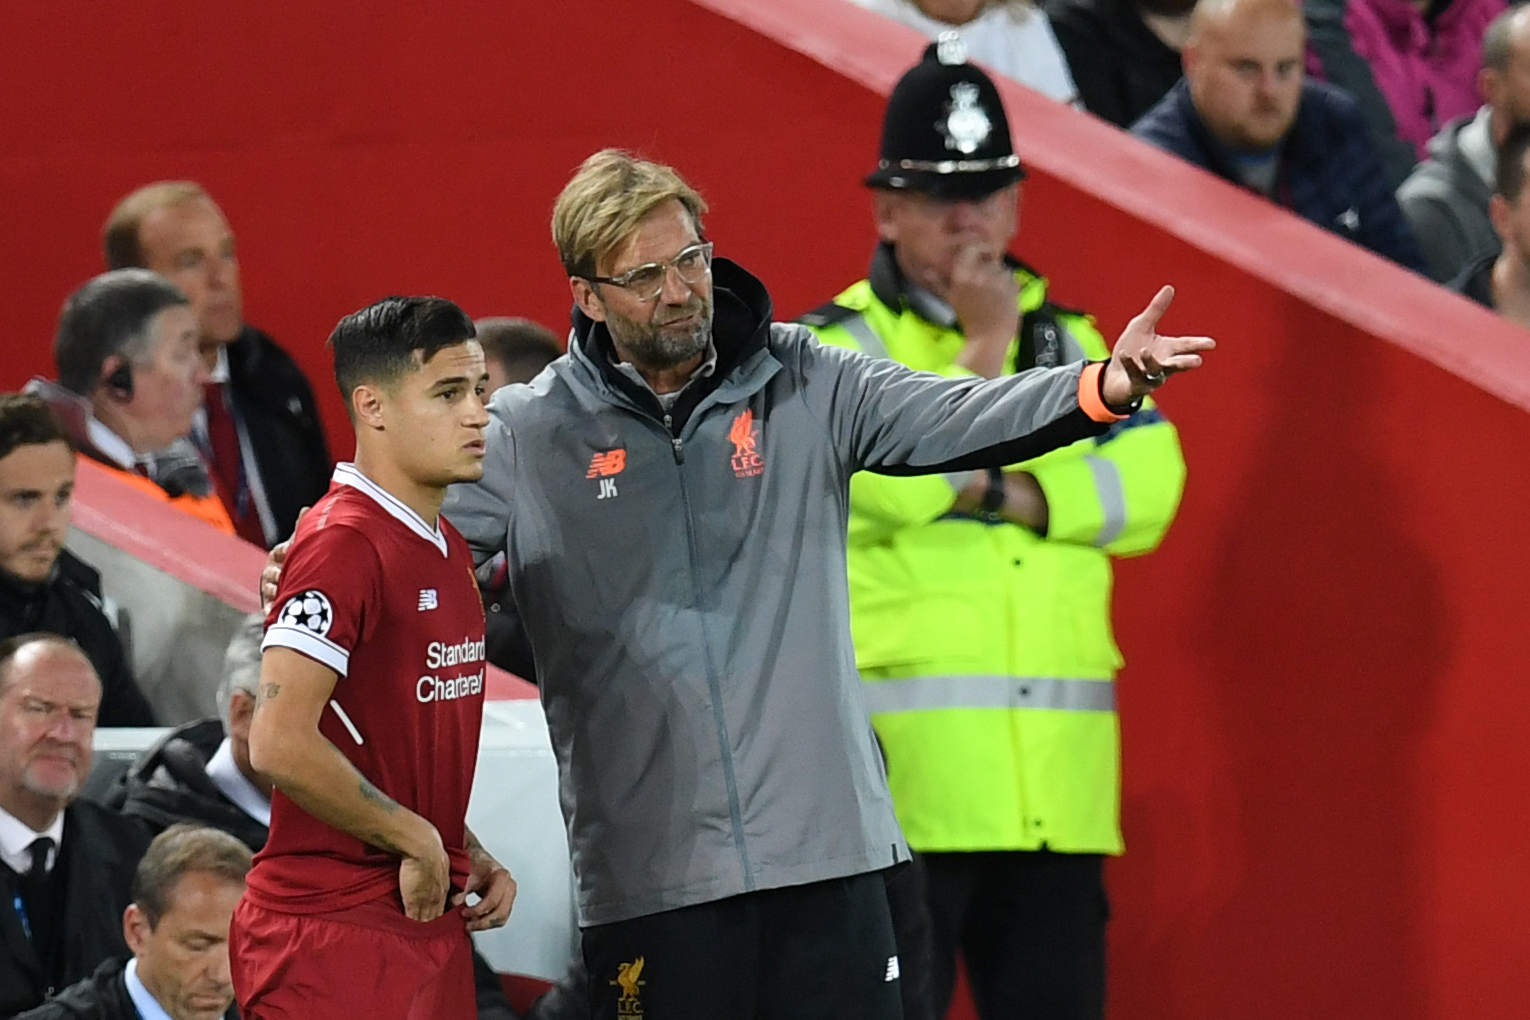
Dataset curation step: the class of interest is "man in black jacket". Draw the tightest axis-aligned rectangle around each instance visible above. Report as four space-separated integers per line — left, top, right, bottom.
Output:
103 182 331 548
0 395 153 727
15 824 251 1020
1131 0 1426 271
0 635 151 1019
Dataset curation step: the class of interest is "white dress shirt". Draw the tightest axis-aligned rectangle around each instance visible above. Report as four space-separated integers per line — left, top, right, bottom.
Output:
848 0 1080 104
0 803 63 875
205 738 271 827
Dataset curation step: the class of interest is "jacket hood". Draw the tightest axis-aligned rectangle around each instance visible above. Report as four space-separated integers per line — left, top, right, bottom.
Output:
568 256 775 425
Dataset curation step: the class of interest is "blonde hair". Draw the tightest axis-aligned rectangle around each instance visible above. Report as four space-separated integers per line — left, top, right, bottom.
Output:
103 181 211 270
551 150 708 278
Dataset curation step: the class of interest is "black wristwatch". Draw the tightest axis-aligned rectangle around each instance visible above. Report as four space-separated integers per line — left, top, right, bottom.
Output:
978 467 1006 518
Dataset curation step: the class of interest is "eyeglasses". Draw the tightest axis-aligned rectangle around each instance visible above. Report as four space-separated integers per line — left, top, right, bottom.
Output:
585 242 714 301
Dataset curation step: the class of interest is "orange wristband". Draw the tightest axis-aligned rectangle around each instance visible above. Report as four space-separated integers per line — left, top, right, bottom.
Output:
1077 362 1130 424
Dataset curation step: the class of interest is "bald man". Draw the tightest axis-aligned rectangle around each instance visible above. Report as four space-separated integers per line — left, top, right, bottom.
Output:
1132 0 1427 271
0 634 152 1018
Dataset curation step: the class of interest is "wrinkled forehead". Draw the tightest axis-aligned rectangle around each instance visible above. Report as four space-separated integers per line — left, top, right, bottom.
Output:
601 200 702 274
0 647 101 707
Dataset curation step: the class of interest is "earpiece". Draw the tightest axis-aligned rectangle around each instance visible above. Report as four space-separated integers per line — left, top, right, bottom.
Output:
104 360 133 401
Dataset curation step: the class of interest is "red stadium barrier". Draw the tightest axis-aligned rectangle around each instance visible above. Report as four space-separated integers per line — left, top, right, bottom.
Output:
5 3 1530 1017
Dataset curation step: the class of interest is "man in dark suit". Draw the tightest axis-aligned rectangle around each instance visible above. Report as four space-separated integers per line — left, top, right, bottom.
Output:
102 182 332 548
0 634 151 1018
15 824 250 1020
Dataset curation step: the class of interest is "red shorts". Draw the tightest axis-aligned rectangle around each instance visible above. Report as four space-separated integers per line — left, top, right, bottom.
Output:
230 894 476 1020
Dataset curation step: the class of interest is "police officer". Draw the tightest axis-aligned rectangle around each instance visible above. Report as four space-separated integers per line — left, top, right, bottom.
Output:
804 36 1188 1020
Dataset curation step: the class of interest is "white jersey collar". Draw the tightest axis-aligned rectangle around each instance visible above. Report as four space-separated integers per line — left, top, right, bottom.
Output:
332 463 448 557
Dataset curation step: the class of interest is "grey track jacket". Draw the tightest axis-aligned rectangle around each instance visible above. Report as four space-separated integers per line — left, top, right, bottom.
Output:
442 259 1114 925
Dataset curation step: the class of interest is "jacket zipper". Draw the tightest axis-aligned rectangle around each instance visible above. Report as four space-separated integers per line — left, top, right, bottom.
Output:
667 408 753 888
663 412 684 463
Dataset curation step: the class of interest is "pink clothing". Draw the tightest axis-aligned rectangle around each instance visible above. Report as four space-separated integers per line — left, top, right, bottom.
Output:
1336 0 1504 159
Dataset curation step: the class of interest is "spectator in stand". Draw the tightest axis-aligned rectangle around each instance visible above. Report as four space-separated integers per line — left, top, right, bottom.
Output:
474 318 562 683
27 270 234 535
1399 7 1530 283
104 182 332 548
113 613 522 1020
1046 0 1193 127
476 318 563 396
0 634 152 1019
14 824 251 1020
1450 121 1530 325
1132 0 1428 271
0 395 154 727
114 613 272 850
1305 0 1504 189
849 0 1080 103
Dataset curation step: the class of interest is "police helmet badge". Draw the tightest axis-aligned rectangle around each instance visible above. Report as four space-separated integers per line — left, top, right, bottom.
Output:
864 31 1026 198
940 83 992 156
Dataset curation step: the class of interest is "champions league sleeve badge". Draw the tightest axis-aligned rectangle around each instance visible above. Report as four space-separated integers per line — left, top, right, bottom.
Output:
939 82 993 156
279 590 334 637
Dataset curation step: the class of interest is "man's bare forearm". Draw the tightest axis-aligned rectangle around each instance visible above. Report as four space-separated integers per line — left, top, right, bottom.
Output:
251 703 438 860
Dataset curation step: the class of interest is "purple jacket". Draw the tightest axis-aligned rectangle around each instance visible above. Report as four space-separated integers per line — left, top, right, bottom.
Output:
1312 0 1504 160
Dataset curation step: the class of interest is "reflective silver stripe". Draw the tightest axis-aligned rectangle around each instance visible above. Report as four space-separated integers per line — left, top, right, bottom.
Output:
1085 455 1127 547
878 154 1023 174
863 675 1116 713
839 313 891 361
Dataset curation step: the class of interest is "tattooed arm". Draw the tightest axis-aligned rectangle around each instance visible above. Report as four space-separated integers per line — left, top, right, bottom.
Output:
249 647 450 921
455 828 517 931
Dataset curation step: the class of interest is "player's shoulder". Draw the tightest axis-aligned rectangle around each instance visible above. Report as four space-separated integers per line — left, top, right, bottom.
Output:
292 492 383 554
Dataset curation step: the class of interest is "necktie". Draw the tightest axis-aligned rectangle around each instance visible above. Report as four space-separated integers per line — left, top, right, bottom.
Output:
203 382 266 545
25 837 53 882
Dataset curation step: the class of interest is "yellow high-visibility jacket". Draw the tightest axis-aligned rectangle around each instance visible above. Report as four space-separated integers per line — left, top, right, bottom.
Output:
805 259 1185 853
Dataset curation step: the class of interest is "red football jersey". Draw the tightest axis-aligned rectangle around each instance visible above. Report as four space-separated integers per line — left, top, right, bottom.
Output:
249 463 487 914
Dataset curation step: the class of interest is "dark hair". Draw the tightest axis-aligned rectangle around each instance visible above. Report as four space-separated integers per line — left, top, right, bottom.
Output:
54 269 190 396
474 317 563 385
131 823 252 929
0 634 88 695
0 394 67 462
329 296 477 414
1497 120 1530 201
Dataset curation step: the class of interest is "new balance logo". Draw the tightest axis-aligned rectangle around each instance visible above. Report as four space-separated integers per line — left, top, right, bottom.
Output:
885 955 900 982
418 589 438 611
587 449 626 478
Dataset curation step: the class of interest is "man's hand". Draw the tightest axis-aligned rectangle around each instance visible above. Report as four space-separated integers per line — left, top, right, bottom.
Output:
259 507 308 613
398 824 452 923
948 246 1021 380
455 833 517 932
1101 286 1215 407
